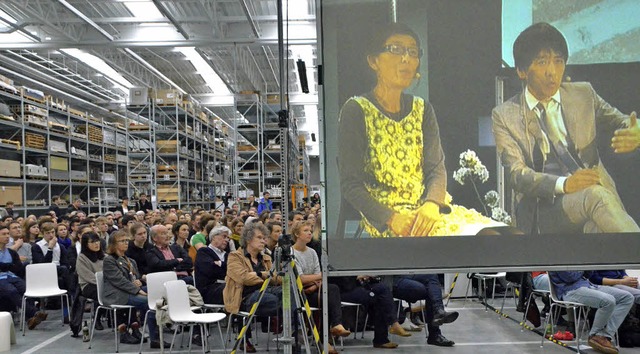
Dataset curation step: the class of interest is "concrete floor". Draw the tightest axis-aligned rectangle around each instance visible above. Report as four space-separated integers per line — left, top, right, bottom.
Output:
6 297 640 354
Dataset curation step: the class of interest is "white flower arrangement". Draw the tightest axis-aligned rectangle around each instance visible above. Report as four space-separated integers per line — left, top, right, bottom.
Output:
453 150 511 224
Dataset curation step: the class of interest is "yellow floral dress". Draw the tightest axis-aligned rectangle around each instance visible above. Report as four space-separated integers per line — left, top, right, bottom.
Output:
355 96 502 237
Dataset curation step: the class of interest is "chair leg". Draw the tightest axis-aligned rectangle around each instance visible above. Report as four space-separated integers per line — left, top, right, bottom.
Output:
463 275 472 308
541 303 554 348
114 309 119 353
88 305 101 349
169 323 179 353
354 306 359 340
217 321 226 353
138 310 149 354
20 296 26 336
188 324 194 354
521 291 534 331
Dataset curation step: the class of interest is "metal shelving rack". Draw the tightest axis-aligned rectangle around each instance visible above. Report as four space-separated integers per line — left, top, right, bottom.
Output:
233 93 305 212
126 92 232 211
0 88 127 215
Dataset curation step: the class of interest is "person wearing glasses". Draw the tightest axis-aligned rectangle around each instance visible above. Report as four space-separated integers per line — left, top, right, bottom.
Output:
337 23 496 238
70 232 105 337
103 230 166 348
194 225 231 305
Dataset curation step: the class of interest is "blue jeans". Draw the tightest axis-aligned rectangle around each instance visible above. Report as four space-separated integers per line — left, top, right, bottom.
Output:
126 294 159 341
563 285 633 338
613 284 640 305
533 274 550 292
393 275 443 338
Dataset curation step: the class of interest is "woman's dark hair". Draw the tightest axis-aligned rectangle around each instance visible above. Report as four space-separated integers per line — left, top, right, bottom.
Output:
513 22 568 72
366 22 421 58
80 231 105 262
172 221 190 241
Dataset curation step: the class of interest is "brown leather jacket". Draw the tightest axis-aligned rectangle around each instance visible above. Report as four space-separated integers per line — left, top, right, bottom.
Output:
223 249 280 314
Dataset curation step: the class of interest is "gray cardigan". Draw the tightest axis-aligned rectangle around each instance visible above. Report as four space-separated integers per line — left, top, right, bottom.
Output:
76 253 104 291
102 254 141 306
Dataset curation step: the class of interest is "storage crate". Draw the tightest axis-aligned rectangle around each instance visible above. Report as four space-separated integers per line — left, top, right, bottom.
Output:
70 147 87 157
157 140 178 153
0 159 20 178
49 156 69 171
24 164 46 178
69 170 87 181
23 115 47 129
103 130 116 145
115 132 126 147
128 87 149 105
25 132 46 149
49 140 68 153
0 185 22 206
151 89 182 105
50 169 69 180
157 185 180 202
100 172 116 184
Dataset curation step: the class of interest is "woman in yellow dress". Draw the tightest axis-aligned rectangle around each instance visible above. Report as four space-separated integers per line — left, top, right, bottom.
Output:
338 23 501 238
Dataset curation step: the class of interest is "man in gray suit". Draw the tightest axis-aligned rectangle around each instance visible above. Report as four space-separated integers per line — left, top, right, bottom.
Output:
492 22 640 235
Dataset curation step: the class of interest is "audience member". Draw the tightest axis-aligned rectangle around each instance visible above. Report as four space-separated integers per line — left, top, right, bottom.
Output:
146 225 193 284
195 226 230 305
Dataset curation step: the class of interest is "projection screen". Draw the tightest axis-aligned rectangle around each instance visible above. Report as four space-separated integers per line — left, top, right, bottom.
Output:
321 0 640 273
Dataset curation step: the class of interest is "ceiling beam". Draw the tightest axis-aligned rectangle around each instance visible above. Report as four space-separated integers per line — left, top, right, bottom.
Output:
151 0 190 39
56 0 114 41
0 37 317 49
238 0 260 38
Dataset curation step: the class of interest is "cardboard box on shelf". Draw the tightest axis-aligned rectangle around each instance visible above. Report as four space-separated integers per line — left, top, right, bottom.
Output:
151 89 182 105
0 159 20 178
0 185 22 206
157 140 179 153
50 156 69 171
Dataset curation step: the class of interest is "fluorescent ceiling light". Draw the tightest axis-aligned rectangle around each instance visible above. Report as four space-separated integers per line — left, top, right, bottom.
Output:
285 0 309 20
61 48 134 90
0 9 17 24
0 32 35 43
124 1 163 19
178 47 231 95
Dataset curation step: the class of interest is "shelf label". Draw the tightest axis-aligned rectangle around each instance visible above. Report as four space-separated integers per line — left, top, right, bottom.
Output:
266 172 273 178
163 175 170 180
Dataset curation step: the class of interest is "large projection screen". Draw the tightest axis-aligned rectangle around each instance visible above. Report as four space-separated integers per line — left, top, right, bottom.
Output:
321 0 640 273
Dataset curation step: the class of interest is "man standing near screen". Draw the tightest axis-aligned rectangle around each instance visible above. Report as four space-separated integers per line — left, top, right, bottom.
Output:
492 22 640 235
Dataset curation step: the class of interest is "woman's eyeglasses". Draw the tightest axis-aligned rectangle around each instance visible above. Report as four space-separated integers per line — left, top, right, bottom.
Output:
117 239 131 244
382 44 422 58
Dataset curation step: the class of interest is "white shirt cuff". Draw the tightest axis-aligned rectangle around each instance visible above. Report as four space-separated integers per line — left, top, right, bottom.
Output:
555 177 567 195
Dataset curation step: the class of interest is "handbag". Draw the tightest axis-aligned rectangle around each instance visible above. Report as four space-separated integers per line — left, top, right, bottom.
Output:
303 280 322 294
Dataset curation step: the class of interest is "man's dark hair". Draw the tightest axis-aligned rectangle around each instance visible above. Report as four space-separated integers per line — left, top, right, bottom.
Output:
0 224 8 232
288 210 304 222
1 215 11 222
121 214 136 226
513 22 568 72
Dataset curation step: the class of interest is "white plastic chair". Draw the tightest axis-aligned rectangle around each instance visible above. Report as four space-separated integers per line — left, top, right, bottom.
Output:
164 280 226 353
20 263 69 335
541 275 590 353
521 289 549 331
138 271 177 353
89 271 134 353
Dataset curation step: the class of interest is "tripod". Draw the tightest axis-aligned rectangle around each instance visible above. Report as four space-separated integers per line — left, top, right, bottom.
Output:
229 247 326 354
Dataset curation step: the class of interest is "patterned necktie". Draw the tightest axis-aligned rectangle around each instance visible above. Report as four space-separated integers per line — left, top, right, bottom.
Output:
537 103 581 173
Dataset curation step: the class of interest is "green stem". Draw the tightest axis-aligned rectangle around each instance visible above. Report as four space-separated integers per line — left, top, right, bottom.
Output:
470 178 489 216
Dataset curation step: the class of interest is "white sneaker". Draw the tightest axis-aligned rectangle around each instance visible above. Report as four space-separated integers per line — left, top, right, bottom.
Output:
400 319 423 332
410 300 426 313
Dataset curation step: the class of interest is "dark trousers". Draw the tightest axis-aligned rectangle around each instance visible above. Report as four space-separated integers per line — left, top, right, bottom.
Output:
341 283 395 346
0 276 35 318
393 275 443 338
307 283 343 327
202 283 225 305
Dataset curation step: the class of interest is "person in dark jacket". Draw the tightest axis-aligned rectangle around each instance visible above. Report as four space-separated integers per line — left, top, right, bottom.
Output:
145 224 193 284
589 270 640 305
0 225 39 323
136 194 153 214
32 222 74 318
125 222 151 276
550 271 633 354
194 226 230 304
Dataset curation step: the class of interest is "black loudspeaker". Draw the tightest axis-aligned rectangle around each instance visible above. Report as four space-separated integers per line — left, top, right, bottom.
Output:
311 133 316 142
296 59 309 93
278 109 289 128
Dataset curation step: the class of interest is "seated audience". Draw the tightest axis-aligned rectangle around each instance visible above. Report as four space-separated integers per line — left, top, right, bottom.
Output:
224 222 282 353
332 275 410 349
172 221 191 254
9 221 31 265
550 271 633 354
70 232 105 336
292 221 349 354
0 225 43 329
103 230 165 348
195 226 230 305
146 224 193 284
590 270 640 305
393 274 458 346
32 222 73 320
125 222 151 276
